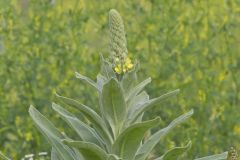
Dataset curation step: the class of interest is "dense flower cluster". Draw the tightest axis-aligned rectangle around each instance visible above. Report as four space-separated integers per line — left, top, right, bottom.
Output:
114 57 134 74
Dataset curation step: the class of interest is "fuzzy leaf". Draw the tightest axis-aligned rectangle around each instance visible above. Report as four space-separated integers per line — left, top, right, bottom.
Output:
113 117 161 160
194 152 228 160
125 77 151 101
63 140 108 160
75 72 100 91
126 91 149 125
135 110 194 160
97 74 107 90
101 78 127 138
107 155 121 160
52 103 105 149
130 89 180 124
29 106 76 160
154 141 192 160
100 53 116 80
121 63 138 94
128 91 149 117
51 148 61 160
56 94 113 145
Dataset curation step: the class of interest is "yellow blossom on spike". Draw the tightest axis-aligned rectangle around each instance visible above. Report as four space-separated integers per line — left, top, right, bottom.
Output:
127 63 133 70
114 57 134 74
125 57 133 70
125 57 131 63
114 64 122 74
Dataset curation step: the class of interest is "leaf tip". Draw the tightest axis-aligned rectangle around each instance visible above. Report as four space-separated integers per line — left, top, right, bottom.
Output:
52 102 58 109
29 105 35 114
186 140 192 148
190 109 194 115
156 116 161 120
75 71 79 77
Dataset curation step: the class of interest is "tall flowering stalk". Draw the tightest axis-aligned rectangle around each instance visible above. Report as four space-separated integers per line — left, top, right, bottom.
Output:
109 9 133 75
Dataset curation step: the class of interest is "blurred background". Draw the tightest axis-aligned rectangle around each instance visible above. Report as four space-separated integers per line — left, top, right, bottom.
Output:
0 0 239 159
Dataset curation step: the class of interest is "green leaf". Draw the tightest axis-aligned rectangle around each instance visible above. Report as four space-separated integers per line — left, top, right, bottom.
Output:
0 152 10 160
107 154 121 160
125 77 151 101
29 106 76 160
56 94 113 145
52 103 106 149
126 91 149 125
127 91 149 118
101 78 127 138
72 148 85 160
128 91 149 107
51 148 61 160
97 74 107 90
63 140 108 160
113 117 161 160
194 152 228 160
121 63 138 94
99 53 116 79
75 72 100 91
130 89 180 124
135 110 194 160
154 141 192 160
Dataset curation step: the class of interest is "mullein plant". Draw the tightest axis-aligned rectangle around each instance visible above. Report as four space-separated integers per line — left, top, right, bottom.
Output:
0 9 234 160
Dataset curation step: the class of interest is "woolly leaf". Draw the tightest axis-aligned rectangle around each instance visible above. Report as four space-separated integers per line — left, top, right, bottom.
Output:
154 141 192 160
29 106 76 160
99 53 116 80
121 63 139 94
55 94 113 145
101 78 127 138
194 152 228 160
52 103 106 149
75 72 100 91
125 77 151 101
51 148 61 160
63 140 108 160
130 89 180 124
113 117 161 160
135 110 194 160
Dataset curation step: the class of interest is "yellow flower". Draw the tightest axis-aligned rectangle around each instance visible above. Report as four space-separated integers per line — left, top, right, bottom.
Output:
125 57 133 70
125 57 131 63
114 57 134 74
114 65 122 74
126 63 133 69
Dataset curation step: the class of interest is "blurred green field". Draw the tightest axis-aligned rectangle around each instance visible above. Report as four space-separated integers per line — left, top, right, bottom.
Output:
0 0 239 159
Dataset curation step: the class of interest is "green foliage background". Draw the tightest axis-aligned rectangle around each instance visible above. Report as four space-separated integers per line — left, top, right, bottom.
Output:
0 0 239 159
